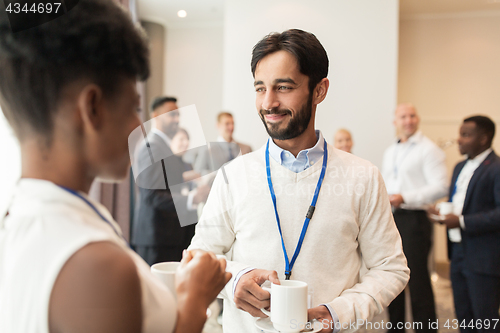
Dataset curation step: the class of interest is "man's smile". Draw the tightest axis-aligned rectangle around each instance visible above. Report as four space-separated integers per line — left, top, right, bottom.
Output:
264 113 288 122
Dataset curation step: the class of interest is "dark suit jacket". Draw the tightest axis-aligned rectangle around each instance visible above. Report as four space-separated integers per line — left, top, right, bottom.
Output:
448 150 500 276
131 132 196 248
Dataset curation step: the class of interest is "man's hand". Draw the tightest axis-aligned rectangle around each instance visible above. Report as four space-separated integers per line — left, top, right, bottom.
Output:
308 305 334 333
233 269 280 318
428 211 461 228
427 204 439 216
389 194 404 208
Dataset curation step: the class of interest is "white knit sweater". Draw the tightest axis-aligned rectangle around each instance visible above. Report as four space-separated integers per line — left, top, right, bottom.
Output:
189 143 409 333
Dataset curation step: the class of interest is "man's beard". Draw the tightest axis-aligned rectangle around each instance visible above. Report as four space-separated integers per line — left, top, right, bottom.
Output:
259 94 313 141
161 122 179 139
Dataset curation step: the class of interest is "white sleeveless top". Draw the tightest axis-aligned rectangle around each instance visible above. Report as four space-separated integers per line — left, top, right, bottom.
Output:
0 179 176 333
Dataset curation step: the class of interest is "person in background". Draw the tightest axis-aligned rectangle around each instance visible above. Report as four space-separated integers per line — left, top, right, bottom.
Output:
429 116 500 333
193 112 252 176
0 1 230 333
217 112 253 155
188 28 409 333
132 97 210 265
170 127 202 229
333 128 353 153
382 103 448 333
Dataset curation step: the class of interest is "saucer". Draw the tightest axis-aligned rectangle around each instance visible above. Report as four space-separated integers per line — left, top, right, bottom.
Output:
255 317 323 333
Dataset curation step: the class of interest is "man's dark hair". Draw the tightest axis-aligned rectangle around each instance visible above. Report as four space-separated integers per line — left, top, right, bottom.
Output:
464 115 496 146
0 0 150 141
251 29 328 94
151 96 177 112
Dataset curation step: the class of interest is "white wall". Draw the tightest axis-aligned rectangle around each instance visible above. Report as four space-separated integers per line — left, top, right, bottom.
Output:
164 24 225 147
222 0 399 167
399 13 500 166
0 109 21 213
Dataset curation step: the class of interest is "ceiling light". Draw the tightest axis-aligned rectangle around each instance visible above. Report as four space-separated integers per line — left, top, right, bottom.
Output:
177 10 187 18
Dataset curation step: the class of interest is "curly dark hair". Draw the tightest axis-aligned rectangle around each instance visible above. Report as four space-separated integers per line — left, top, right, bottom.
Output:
464 115 496 146
251 29 328 95
0 0 150 141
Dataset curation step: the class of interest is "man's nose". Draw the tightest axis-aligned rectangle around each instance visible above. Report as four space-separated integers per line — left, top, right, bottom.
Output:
261 90 280 111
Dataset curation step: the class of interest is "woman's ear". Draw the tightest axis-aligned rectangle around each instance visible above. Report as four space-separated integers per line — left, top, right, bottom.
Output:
312 78 329 105
76 84 104 133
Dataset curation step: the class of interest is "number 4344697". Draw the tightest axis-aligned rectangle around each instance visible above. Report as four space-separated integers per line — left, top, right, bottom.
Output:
444 319 498 330
6 2 62 14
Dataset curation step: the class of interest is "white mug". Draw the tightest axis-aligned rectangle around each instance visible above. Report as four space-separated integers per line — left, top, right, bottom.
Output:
437 202 454 215
261 280 308 333
151 262 180 299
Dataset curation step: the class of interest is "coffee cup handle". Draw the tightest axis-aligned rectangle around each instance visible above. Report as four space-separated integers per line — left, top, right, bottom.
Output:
260 286 272 317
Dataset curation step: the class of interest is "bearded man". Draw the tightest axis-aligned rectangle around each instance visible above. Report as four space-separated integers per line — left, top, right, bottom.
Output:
189 29 409 333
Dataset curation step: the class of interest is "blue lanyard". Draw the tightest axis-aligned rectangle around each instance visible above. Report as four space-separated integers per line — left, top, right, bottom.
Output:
265 140 328 280
450 183 457 203
58 186 129 246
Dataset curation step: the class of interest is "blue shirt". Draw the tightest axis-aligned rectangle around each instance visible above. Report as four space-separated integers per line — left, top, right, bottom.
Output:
268 130 325 173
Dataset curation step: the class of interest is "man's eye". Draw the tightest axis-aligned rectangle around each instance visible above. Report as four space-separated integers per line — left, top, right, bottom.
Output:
255 87 265 92
278 86 291 91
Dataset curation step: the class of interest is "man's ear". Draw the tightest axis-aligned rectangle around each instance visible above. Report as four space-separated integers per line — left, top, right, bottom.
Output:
312 78 329 105
76 84 104 132
479 132 489 147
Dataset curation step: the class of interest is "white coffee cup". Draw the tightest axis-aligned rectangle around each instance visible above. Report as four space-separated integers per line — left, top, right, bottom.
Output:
151 262 180 299
261 280 308 333
437 202 454 215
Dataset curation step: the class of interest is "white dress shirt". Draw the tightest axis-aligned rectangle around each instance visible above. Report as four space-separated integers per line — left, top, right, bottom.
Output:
382 131 448 209
448 148 493 242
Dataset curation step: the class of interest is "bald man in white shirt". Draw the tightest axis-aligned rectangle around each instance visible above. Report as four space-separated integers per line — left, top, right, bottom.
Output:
382 104 448 332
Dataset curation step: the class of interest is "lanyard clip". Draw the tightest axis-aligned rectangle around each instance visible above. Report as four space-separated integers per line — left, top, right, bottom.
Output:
306 205 315 219
285 271 291 280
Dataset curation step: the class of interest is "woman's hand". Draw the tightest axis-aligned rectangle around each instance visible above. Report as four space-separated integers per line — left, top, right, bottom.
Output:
176 250 231 309
182 170 201 182
173 249 231 333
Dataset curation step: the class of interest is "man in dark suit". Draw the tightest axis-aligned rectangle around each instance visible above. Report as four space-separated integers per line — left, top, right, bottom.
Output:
131 97 209 265
429 115 500 333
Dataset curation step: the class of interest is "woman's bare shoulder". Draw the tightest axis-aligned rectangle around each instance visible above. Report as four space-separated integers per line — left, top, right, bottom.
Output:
49 241 142 333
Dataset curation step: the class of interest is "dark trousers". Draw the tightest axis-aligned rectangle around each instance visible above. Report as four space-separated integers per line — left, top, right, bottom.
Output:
388 209 437 332
134 245 184 266
450 243 500 333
